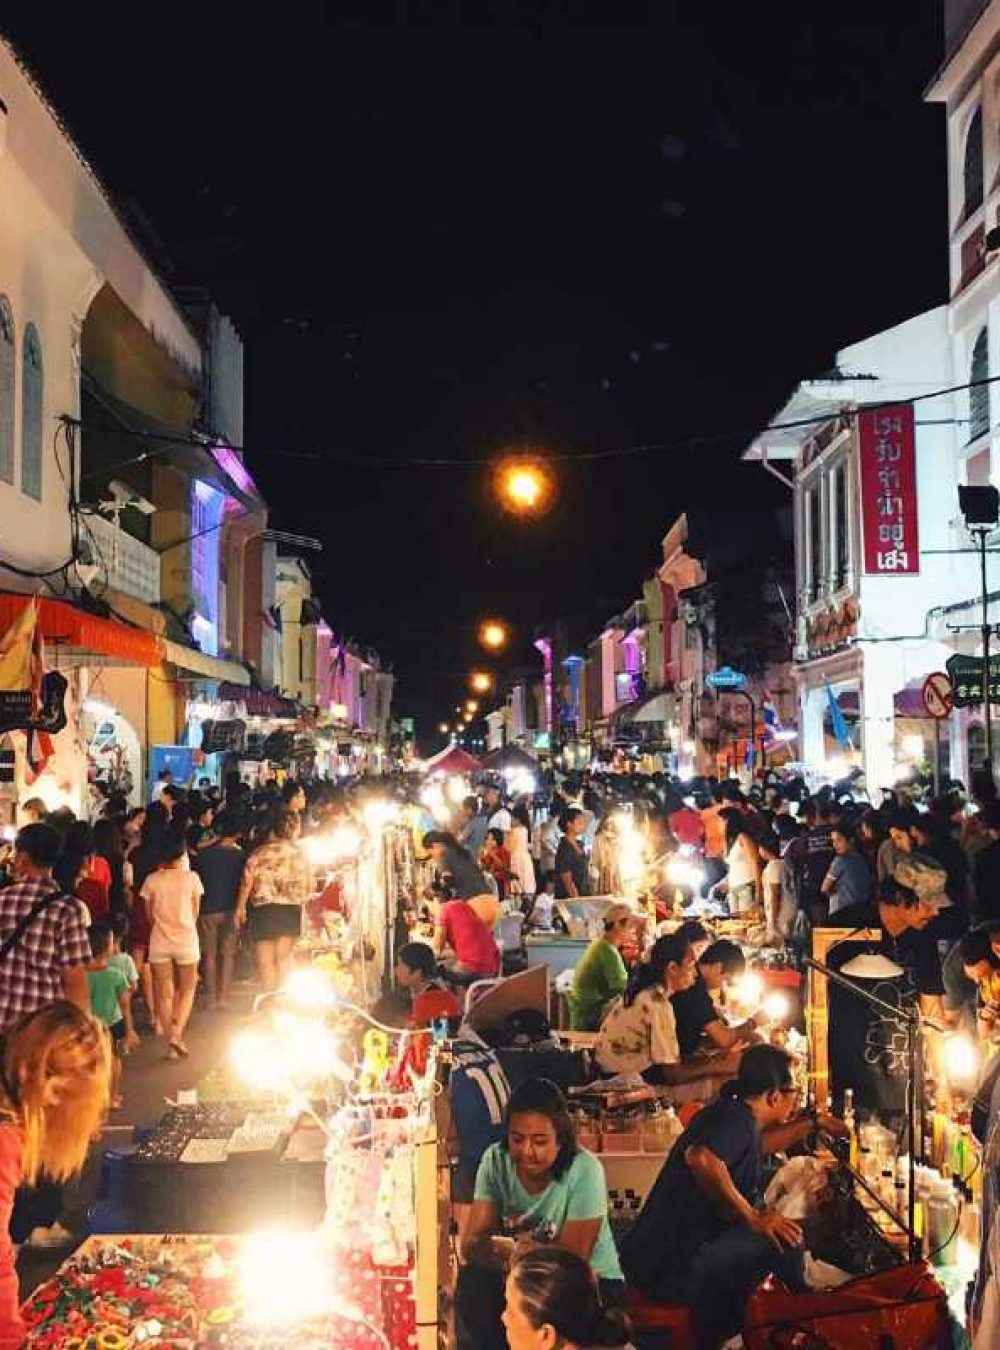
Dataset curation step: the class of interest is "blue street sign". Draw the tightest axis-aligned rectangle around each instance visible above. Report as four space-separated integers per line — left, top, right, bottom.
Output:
706 665 748 692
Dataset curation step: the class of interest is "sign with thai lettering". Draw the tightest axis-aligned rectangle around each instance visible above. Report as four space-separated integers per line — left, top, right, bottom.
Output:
946 653 1000 707
706 665 748 692
858 403 919 575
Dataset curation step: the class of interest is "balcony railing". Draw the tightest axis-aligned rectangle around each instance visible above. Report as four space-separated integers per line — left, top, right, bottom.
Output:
82 512 161 605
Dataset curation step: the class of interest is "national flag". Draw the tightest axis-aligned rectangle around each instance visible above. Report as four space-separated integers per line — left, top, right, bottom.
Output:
824 679 852 749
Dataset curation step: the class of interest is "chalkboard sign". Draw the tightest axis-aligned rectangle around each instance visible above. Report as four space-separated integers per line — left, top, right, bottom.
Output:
263 730 295 764
200 720 246 755
827 939 912 1117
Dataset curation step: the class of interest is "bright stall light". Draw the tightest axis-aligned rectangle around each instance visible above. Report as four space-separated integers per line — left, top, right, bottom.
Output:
665 857 704 890
238 1230 333 1326
503 766 536 797
301 826 363 866
231 1029 284 1091
282 966 337 1011
446 776 467 804
762 992 790 1023
902 733 925 762
735 971 764 1009
361 799 400 832
614 813 646 885
944 1033 979 1087
82 698 116 718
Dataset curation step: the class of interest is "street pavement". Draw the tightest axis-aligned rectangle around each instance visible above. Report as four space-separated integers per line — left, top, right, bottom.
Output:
17 984 257 1299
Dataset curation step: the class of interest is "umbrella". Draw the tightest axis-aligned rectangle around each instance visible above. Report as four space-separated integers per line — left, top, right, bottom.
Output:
480 744 540 773
424 744 483 775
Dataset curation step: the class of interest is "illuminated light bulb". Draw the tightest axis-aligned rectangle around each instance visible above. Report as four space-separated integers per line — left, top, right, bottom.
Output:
762 992 790 1023
361 799 399 832
902 733 925 762
446 777 467 804
282 966 337 1011
465 700 479 714
944 1033 979 1087
469 671 493 694
438 722 450 734
735 972 764 1009
665 858 704 890
231 1029 283 1091
238 1230 333 1326
479 620 508 650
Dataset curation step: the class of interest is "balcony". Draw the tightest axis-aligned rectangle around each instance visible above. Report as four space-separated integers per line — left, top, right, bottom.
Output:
81 512 161 605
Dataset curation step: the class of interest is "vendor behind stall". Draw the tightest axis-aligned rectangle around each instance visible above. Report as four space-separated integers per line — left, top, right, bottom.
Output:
620 1044 846 1348
567 903 632 1032
424 831 501 981
829 878 946 1021
593 933 740 1090
672 938 762 1058
458 1076 621 1350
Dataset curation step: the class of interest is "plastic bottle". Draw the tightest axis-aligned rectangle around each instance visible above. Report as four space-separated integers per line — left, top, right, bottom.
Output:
926 1178 958 1267
843 1089 858 1171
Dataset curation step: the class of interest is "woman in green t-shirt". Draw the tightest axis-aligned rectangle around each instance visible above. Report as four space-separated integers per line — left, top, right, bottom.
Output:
456 1078 622 1350
567 903 633 1031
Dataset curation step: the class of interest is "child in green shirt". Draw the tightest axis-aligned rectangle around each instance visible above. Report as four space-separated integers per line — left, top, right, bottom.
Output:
87 923 138 1054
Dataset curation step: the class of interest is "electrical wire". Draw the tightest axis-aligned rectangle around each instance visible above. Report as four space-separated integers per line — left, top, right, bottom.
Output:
62 368 1000 473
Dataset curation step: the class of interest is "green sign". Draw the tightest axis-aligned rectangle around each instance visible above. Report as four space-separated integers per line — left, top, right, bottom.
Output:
945 654 1000 708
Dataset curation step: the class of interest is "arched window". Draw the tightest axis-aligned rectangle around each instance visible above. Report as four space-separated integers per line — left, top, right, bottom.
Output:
0 299 12 485
970 327 990 441
21 323 42 501
964 106 984 220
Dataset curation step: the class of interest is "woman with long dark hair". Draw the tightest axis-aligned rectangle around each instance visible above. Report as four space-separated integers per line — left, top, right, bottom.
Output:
594 933 739 1091
458 1077 621 1350
621 1044 848 1347
93 817 128 920
503 1248 632 1350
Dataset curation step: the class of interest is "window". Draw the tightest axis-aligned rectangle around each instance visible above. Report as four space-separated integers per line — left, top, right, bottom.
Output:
21 323 42 500
963 106 984 220
833 461 849 587
969 722 987 770
0 298 12 485
807 485 822 601
970 327 990 441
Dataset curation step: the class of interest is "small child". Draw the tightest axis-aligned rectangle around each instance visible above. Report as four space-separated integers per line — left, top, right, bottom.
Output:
107 913 140 1005
87 922 139 1056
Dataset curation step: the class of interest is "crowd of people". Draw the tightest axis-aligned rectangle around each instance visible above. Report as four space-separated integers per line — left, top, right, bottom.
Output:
1 761 1000 1346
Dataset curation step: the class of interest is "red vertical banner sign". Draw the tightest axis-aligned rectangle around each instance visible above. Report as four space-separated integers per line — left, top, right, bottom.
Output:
858 402 919 575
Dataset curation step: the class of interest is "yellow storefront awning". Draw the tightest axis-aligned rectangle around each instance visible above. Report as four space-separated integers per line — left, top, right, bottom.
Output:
161 639 250 685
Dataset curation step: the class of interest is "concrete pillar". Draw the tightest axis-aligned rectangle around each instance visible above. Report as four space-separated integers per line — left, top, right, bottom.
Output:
800 683 826 769
858 645 901 798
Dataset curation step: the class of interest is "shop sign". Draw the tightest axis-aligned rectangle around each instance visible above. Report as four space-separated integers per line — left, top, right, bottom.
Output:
200 719 247 755
242 732 266 761
263 730 295 763
706 665 748 692
858 402 919 575
945 653 1000 707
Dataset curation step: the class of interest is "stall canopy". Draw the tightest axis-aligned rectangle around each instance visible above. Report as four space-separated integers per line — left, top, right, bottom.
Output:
480 744 540 773
0 593 161 667
424 744 483 775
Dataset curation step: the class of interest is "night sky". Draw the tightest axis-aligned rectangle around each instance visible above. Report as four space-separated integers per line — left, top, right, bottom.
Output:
4 3 948 744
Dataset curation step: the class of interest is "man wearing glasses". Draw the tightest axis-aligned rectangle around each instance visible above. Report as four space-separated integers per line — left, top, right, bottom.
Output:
621 1044 848 1347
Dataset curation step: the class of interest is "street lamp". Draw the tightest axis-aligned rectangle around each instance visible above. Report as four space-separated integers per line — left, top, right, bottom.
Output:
959 484 1000 788
438 722 450 735
479 620 508 651
494 457 553 516
469 671 493 695
465 700 479 714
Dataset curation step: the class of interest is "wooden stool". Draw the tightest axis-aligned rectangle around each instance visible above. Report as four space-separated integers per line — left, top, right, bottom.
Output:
625 1287 697 1350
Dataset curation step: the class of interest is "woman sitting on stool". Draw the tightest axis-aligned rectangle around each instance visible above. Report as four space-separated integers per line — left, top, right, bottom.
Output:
457 1076 622 1350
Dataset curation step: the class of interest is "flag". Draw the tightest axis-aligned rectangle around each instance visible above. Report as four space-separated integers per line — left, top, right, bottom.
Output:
23 601 53 781
0 598 38 730
761 691 782 751
824 679 852 749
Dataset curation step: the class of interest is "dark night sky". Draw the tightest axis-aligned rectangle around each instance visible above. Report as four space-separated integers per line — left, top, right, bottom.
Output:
4 3 949 742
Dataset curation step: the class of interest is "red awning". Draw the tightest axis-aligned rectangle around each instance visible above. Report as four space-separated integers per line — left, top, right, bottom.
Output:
0 594 162 667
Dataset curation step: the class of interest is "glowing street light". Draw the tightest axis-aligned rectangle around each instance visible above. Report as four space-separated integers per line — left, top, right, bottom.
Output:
479 619 508 651
494 457 553 516
465 700 479 714
438 722 450 734
470 671 493 695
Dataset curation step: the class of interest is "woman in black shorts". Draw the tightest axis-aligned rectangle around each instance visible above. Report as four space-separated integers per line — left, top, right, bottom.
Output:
235 807 313 990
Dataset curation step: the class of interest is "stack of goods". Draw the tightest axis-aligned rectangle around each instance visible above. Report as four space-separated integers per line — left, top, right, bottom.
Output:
133 1107 288 1166
567 1083 684 1156
22 1236 351 1349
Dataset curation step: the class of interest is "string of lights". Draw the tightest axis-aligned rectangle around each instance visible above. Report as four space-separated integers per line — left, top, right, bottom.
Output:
62 368 998 474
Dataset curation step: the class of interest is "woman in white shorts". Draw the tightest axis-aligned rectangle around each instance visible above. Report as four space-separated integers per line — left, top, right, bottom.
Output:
140 838 203 1059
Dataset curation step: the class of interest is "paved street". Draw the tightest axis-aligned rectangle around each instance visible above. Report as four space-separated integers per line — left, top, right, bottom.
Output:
17 987 257 1299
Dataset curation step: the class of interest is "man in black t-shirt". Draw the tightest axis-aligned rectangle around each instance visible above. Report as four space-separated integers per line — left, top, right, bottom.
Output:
193 814 246 1010
672 938 757 1057
830 880 945 1012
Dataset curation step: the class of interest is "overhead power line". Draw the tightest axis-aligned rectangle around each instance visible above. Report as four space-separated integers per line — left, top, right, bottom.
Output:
63 370 997 474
